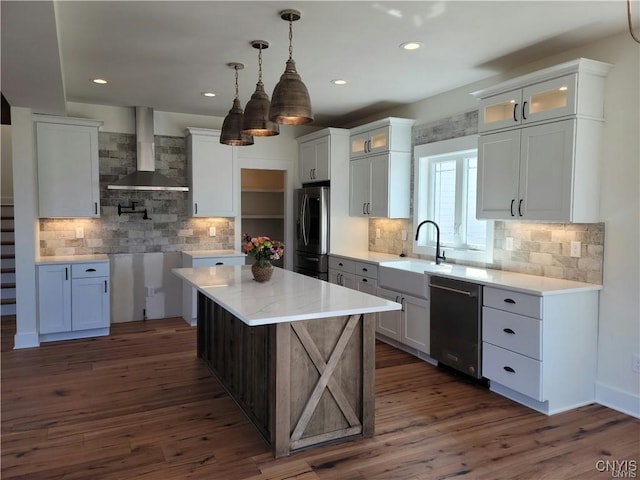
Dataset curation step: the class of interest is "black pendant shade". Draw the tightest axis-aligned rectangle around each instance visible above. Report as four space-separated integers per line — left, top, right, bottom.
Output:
242 41 280 136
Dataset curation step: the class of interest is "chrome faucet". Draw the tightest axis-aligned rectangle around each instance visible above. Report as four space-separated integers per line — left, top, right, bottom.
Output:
415 220 446 265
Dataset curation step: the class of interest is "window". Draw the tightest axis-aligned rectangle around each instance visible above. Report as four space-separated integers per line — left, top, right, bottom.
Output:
413 135 493 263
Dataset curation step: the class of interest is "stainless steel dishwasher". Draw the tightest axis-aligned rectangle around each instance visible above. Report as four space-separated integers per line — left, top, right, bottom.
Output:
429 275 483 379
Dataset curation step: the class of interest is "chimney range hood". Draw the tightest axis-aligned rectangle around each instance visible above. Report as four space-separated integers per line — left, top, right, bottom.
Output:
107 107 189 192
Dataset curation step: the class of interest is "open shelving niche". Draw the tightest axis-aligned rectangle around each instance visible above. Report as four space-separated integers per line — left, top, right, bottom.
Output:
240 169 285 268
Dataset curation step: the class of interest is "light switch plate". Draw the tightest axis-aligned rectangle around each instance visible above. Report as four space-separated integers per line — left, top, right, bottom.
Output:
209 227 216 237
75 227 84 239
505 237 514 251
376 228 381 239
401 230 407 241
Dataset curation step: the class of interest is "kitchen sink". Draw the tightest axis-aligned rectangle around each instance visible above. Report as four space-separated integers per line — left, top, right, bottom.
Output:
378 259 452 298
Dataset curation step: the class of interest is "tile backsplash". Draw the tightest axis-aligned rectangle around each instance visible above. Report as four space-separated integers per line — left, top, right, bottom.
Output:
369 111 605 284
39 132 235 256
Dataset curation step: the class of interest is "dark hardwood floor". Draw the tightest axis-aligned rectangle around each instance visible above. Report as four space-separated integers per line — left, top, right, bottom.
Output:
1 316 638 479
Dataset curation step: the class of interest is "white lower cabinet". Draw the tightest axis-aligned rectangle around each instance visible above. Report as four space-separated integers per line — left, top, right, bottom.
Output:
38 261 110 341
377 287 429 354
181 253 245 326
481 286 599 415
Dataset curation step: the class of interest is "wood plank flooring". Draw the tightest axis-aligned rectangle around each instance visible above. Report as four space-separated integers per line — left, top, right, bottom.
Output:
1 317 638 479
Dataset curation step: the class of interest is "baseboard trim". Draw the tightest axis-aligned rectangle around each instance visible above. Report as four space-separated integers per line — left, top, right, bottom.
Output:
39 328 110 343
14 331 40 349
595 382 640 419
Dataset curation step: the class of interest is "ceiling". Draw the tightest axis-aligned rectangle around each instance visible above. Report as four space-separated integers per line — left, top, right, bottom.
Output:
1 1 629 127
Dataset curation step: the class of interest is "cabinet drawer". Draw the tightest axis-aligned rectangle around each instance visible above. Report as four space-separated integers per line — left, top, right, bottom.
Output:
355 261 377 279
483 342 542 401
329 256 356 274
483 307 541 360
71 262 109 278
483 287 541 318
193 256 245 267
356 275 377 294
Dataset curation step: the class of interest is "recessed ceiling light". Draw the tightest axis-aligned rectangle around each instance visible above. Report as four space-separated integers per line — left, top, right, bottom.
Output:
92 78 108 84
331 79 347 85
400 42 423 51
201 92 216 97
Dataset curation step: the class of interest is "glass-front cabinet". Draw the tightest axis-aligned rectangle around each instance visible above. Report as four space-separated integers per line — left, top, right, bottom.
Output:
350 126 391 158
479 73 578 133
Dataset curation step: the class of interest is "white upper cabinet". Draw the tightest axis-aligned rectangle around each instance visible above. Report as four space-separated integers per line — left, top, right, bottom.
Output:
473 58 611 223
475 58 609 134
185 128 237 217
34 116 102 218
348 118 414 219
299 135 330 183
349 118 414 159
349 152 411 218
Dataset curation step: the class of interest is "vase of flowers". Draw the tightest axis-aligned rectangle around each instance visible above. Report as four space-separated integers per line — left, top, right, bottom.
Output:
242 234 284 282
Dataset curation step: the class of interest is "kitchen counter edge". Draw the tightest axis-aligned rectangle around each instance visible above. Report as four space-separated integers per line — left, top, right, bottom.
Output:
36 254 109 265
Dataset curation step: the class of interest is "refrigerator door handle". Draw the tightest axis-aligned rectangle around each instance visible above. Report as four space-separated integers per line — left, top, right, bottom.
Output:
303 194 311 246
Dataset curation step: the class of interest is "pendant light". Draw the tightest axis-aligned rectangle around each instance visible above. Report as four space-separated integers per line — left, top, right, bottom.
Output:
220 62 254 146
242 41 279 137
269 9 314 125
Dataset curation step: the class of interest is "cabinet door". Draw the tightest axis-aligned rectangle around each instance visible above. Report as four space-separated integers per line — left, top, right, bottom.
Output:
476 130 521 220
369 154 390 217
339 272 357 289
299 142 316 183
519 120 575 221
349 158 371 216
328 269 341 285
522 74 577 125
72 277 109 331
401 295 430 354
313 137 330 181
36 122 100 218
478 89 523 133
366 127 390 155
350 132 370 158
38 264 72 334
376 288 401 341
188 133 236 217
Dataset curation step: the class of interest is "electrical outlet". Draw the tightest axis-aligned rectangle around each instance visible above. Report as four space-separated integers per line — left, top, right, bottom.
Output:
505 237 514 251
209 227 216 237
633 354 640 374
570 241 582 257
376 228 381 239
401 230 407 241
75 227 84 239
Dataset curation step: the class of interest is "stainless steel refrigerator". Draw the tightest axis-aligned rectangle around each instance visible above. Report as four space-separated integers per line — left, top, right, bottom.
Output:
294 186 329 280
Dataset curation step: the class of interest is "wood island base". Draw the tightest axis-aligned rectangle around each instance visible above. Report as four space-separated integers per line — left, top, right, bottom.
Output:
197 292 376 457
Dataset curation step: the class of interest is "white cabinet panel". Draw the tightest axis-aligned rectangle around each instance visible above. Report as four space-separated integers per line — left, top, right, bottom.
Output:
299 136 330 183
401 295 429 354
186 128 236 217
38 264 72 334
35 118 101 218
376 288 402 342
72 277 109 331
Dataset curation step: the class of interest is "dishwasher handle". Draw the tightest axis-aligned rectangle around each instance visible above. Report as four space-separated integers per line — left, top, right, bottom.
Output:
429 283 476 297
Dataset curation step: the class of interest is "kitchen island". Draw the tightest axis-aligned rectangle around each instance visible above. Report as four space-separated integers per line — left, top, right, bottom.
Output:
173 265 400 457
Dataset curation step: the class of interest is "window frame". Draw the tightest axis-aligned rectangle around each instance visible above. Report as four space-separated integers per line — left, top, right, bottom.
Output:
413 135 494 264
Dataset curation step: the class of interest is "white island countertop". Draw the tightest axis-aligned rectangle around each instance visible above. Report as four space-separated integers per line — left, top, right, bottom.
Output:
173 265 401 326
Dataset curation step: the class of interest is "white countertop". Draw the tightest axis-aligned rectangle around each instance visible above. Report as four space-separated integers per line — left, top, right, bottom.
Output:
181 250 246 259
173 266 401 326
334 251 601 296
330 250 404 264
36 254 109 265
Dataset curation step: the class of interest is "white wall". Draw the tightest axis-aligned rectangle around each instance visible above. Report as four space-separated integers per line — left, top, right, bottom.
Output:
1 125 13 204
378 32 640 417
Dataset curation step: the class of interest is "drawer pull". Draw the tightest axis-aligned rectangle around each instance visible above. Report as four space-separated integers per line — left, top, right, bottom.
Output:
362 267 368 272
503 366 516 373
104 280 108 293
362 278 368 283
215 262 224 265
338 262 343 267
85 268 96 272
503 298 516 304
503 328 515 335
430 284 474 297
65 267 68 281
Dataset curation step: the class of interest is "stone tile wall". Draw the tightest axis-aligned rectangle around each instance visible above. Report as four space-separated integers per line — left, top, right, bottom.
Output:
39 132 235 256
369 111 605 284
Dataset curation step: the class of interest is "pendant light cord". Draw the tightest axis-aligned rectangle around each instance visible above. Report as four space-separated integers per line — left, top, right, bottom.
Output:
288 16 294 60
629 0 640 44
234 64 240 100
258 44 263 82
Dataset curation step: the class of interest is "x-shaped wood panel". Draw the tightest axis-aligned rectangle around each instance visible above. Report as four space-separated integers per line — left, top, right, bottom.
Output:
290 314 361 443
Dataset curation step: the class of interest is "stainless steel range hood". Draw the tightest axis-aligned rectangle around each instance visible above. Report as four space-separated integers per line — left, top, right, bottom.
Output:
107 107 189 192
